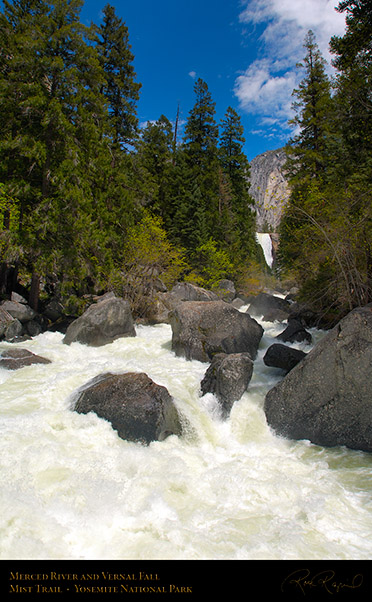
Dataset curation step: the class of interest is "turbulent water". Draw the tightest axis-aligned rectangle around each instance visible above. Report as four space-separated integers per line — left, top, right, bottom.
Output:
1 309 372 561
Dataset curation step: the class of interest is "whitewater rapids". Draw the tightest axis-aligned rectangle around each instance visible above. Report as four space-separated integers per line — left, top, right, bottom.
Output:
1 312 372 560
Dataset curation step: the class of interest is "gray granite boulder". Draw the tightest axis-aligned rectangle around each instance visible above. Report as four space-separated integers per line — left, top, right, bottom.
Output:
264 305 372 452
63 296 136 346
73 372 183 445
0 307 23 341
0 300 36 323
200 352 254 417
212 280 236 302
169 300 264 363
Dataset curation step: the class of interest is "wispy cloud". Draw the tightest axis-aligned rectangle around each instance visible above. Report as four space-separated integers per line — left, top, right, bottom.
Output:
188 71 197 79
235 0 346 138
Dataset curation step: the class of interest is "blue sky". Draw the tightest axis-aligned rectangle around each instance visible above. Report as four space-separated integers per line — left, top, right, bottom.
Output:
3 0 347 161
80 0 346 160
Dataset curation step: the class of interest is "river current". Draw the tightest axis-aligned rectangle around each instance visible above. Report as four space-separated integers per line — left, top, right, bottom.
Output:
1 308 372 560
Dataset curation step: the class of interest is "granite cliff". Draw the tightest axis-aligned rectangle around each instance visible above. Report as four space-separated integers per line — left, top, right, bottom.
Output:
249 148 290 232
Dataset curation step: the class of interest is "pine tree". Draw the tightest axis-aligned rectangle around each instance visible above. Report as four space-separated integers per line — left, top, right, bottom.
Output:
330 0 372 177
138 115 174 224
285 30 333 187
219 106 256 259
183 78 220 242
96 4 141 151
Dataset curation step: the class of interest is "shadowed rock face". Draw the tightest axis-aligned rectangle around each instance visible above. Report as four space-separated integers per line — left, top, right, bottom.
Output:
263 344 306 374
63 296 136 347
264 305 372 453
169 301 264 363
73 372 183 445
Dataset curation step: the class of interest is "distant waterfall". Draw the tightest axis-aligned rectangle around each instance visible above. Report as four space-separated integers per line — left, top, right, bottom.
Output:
256 233 274 268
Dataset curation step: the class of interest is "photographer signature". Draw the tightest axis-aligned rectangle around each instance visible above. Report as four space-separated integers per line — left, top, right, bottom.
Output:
281 568 363 596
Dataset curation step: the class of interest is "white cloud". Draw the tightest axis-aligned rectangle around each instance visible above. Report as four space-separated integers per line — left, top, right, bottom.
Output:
188 71 197 79
235 0 346 138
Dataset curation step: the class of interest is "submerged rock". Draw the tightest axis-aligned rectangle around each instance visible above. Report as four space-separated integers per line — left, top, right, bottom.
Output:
74 372 183 445
169 300 264 363
0 348 51 370
200 352 254 418
63 296 136 346
264 305 372 453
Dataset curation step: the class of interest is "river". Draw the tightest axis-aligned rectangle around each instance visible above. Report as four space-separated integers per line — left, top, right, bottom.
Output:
1 310 372 560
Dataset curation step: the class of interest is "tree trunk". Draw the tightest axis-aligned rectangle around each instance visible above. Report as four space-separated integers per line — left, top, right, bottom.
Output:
29 272 40 312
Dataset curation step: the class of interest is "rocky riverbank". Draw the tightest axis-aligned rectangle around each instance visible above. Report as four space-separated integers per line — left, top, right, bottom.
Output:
2 283 372 454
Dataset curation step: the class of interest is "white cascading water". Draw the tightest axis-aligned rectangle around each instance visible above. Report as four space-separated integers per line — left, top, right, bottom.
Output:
1 307 372 561
256 233 274 268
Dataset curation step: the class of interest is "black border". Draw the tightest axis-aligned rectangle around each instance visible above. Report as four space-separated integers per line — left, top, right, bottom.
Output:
1 560 371 600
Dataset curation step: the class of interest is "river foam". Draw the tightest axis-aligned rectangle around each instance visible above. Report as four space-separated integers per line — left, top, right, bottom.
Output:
1 314 372 560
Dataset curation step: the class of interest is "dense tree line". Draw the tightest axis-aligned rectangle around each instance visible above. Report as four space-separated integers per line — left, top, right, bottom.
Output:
0 0 257 317
279 0 372 325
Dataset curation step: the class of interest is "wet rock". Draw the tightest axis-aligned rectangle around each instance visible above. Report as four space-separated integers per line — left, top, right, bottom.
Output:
264 305 372 453
0 348 51 370
74 372 183 445
263 343 307 374
276 318 312 344
200 352 254 418
63 296 136 346
169 300 264 363
247 292 291 319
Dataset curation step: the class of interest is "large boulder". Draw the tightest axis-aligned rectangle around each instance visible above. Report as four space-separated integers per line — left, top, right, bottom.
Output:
0 348 51 370
263 343 307 374
247 292 291 319
63 296 136 346
170 282 218 302
264 305 372 453
144 283 219 325
200 352 254 417
0 300 36 323
169 300 264 363
73 372 183 445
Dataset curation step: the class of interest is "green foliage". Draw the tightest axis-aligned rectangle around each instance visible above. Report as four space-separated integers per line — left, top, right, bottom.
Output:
0 183 21 262
110 212 188 317
190 238 233 290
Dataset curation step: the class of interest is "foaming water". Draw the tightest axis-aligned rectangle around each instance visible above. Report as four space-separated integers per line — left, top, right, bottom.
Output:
1 313 372 560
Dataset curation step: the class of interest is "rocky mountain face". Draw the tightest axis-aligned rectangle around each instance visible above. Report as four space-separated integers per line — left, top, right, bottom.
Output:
249 148 290 232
